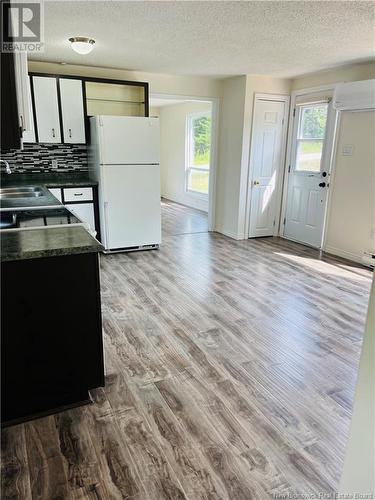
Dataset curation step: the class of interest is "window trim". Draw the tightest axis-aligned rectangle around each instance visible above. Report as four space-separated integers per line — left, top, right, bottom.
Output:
185 111 211 197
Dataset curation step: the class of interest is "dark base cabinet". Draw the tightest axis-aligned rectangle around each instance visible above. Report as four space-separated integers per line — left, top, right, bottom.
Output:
1 253 104 426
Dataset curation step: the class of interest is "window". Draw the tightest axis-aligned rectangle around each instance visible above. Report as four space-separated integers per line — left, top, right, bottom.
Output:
295 103 328 172
186 112 211 195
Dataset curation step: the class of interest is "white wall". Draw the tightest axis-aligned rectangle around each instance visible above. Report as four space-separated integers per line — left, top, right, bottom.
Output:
149 107 160 117
159 101 212 212
291 61 375 91
28 61 222 99
325 110 375 263
214 76 247 238
215 75 291 239
339 276 374 495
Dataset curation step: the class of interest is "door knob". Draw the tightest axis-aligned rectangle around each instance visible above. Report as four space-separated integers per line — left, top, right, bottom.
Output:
319 182 326 187
253 180 260 186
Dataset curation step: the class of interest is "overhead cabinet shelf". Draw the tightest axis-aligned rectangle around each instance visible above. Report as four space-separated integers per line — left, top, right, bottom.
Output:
87 98 145 104
24 74 149 144
85 81 147 117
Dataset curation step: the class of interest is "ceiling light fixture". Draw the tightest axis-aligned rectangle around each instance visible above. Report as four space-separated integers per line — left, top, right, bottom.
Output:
69 37 95 55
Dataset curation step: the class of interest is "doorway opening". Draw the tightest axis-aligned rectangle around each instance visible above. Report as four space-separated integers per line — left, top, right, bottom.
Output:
150 94 218 237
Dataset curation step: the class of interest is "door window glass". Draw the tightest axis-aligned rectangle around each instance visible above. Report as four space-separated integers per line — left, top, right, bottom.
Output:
295 104 328 172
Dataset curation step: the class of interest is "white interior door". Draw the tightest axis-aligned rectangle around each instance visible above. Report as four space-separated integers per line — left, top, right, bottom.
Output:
102 164 161 250
249 99 285 237
284 100 332 248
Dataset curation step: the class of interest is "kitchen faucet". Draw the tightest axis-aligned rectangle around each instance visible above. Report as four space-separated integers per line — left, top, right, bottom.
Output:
0 159 12 174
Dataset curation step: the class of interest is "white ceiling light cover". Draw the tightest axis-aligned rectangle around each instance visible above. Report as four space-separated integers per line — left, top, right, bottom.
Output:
69 37 95 55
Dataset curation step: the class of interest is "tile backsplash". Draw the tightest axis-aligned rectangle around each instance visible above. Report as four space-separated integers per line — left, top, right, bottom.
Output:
0 143 88 173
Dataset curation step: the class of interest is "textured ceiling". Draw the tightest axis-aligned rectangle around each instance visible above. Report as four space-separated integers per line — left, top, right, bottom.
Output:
33 1 375 78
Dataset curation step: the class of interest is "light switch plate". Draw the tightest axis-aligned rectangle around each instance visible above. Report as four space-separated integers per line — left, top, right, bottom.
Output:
342 145 354 156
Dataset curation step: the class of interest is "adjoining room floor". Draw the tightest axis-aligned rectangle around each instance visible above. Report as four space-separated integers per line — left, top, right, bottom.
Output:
1 235 372 499
162 198 208 237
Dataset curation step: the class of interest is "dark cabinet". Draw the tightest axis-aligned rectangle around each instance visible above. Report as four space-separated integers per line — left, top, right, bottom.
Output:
1 52 21 150
1 252 105 425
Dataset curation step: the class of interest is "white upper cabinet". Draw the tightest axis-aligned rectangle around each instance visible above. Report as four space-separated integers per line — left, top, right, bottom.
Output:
32 76 61 143
22 77 36 143
59 78 86 144
13 52 35 142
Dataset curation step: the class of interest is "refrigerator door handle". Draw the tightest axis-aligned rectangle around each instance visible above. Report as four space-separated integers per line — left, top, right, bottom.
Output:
103 201 110 248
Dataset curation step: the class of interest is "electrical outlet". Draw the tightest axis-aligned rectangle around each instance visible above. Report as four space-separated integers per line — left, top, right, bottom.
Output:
52 159 58 169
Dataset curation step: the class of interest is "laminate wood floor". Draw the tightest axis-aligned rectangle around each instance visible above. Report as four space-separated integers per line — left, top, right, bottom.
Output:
2 230 372 499
161 198 208 237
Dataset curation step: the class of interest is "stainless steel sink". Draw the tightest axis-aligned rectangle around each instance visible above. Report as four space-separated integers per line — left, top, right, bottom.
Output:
0 186 45 199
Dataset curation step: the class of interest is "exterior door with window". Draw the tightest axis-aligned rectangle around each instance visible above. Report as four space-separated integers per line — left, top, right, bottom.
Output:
186 112 211 196
284 99 332 248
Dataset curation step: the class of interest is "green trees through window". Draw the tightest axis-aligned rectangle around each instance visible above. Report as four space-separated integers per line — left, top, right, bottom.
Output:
192 115 211 165
301 105 327 139
295 103 328 172
186 112 211 194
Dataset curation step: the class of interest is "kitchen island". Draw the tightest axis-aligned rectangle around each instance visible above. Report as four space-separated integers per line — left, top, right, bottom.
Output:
1 181 105 426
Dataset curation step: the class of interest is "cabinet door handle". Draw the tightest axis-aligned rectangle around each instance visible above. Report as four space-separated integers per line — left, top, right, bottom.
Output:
52 128 55 138
68 128 72 138
74 193 83 196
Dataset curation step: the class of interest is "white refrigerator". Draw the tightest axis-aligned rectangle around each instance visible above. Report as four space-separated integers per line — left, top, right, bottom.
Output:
89 116 161 252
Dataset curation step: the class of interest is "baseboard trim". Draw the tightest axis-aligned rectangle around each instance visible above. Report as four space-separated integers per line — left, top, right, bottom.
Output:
161 194 208 213
324 245 365 265
214 226 245 240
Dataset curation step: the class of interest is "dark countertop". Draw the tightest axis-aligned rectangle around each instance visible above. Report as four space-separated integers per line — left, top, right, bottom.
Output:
0 185 61 209
1 172 98 189
1 173 98 209
1 226 102 262
1 173 102 262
